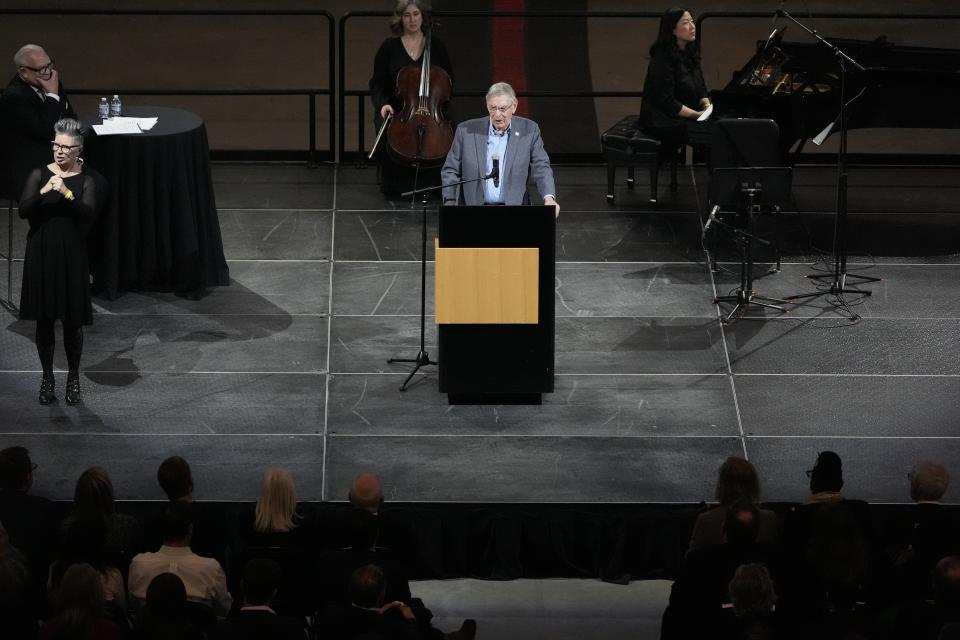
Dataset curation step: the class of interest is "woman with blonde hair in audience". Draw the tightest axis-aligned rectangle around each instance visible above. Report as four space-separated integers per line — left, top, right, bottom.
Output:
39 563 124 640
689 456 778 551
235 467 312 617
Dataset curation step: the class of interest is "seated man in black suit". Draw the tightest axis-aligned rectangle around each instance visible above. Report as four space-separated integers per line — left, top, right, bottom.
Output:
317 564 422 640
212 558 305 640
662 500 774 639
1 44 76 195
0 446 58 603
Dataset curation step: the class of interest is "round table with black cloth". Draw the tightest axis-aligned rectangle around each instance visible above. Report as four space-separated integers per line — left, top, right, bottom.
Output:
84 106 229 299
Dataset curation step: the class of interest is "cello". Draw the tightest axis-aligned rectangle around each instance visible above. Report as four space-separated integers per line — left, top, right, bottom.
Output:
384 30 454 168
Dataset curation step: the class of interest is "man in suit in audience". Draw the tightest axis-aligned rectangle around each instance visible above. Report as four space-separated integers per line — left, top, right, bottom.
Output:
442 82 559 216
212 558 306 640
128 501 232 617
318 564 423 640
661 500 774 639
0 446 58 602
884 461 958 601
1 44 76 195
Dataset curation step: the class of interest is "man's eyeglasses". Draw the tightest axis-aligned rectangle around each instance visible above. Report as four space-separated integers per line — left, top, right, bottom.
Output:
487 104 513 115
22 60 55 75
51 142 81 152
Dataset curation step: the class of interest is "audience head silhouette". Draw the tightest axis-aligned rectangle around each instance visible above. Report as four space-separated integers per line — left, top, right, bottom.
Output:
809 451 843 494
350 564 386 609
350 472 384 514
254 467 298 533
728 563 776 617
0 446 34 491
715 456 761 505
910 460 949 502
157 456 194 501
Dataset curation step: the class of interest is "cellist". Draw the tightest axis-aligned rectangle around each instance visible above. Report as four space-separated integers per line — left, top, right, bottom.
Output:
369 0 454 195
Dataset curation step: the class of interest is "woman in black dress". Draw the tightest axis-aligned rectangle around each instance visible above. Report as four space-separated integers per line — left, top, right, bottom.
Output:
640 7 712 151
369 0 454 195
19 118 103 405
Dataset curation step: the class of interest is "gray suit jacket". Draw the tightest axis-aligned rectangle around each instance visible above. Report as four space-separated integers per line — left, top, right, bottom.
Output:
441 115 556 206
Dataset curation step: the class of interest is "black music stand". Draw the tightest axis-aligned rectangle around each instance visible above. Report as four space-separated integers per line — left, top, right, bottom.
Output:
775 9 880 303
707 119 792 322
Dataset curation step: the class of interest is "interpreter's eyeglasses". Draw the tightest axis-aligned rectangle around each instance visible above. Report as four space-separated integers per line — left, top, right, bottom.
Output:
487 105 513 115
22 60 55 75
51 142 81 152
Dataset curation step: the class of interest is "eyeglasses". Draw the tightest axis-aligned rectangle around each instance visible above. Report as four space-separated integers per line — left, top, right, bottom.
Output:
487 104 514 115
22 60 55 75
51 142 81 152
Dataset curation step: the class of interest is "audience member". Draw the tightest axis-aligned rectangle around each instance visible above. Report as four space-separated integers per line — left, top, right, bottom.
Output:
131 572 203 640
718 563 780 640
1 44 76 195
128 501 232 618
690 457 778 551
39 563 124 640
344 472 418 570
884 461 958 601
233 468 312 616
317 564 423 640
892 555 960 640
54 466 138 614
0 521 38 640
212 558 306 640
146 456 229 562
0 446 57 602
662 500 773 639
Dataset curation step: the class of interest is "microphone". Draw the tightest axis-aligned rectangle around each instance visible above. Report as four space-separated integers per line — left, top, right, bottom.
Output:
491 155 500 188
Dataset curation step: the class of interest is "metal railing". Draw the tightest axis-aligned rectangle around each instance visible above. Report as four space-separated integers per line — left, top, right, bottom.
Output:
0 9 336 163
339 10 664 163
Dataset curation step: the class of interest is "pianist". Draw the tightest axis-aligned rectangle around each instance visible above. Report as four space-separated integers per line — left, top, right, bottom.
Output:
639 8 712 150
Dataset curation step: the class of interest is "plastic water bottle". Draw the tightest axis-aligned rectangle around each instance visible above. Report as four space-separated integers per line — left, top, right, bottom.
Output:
110 94 122 117
98 97 109 120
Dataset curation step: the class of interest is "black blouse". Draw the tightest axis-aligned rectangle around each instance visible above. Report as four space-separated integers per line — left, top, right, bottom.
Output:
369 35 454 118
640 48 708 132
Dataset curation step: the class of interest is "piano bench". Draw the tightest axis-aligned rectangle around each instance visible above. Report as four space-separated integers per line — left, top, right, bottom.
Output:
600 115 678 205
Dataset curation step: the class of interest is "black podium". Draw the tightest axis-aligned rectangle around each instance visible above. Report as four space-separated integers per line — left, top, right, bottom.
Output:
436 205 555 404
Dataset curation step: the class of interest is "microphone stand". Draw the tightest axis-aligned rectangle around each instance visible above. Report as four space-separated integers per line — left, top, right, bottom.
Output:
386 170 496 391
775 9 880 304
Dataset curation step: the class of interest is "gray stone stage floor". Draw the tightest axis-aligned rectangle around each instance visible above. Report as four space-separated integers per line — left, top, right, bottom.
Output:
2 163 960 504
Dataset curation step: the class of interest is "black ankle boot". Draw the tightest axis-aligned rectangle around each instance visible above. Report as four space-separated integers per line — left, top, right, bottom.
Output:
65 376 81 405
39 375 56 405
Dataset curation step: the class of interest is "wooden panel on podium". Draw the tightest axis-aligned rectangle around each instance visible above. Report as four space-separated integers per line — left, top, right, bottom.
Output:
435 240 539 324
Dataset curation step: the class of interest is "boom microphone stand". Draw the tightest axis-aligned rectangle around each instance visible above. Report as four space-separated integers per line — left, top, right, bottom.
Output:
775 9 880 303
386 168 497 392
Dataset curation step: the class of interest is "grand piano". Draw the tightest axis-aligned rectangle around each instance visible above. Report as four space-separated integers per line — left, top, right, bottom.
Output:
711 31 960 155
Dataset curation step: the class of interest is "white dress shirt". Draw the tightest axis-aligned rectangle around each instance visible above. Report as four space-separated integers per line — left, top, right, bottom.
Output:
128 544 232 616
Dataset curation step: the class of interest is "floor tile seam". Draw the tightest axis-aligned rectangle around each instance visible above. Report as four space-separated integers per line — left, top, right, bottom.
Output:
732 372 960 378
87 312 330 317
226 259 332 263
217 208 333 212
0 370 328 375
691 165 749 460
321 166 340 502
326 433 744 439
745 435 960 440
325 372 729 377
327 314 724 319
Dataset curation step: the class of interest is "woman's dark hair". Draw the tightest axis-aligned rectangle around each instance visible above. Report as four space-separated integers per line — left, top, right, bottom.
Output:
649 7 700 60
71 466 115 522
389 0 433 36
52 563 105 639
715 457 761 505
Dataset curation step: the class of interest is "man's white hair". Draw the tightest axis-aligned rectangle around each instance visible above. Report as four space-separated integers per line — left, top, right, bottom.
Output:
13 44 45 69
486 82 517 103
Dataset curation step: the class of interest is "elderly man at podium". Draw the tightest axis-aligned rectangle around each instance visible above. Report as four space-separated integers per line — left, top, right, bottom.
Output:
441 81 559 217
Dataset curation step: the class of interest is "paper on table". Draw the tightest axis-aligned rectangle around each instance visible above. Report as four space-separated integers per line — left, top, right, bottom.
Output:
92 120 143 135
110 116 158 131
697 103 714 122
